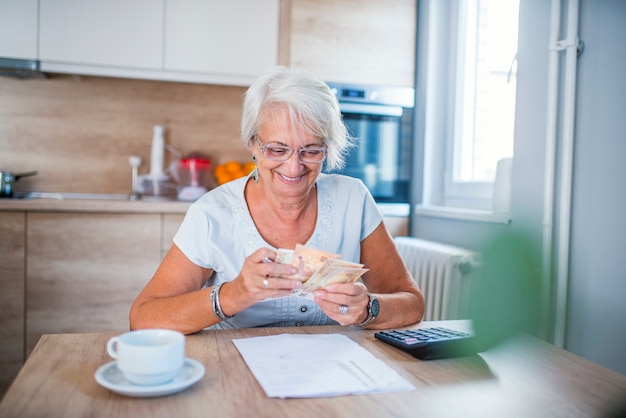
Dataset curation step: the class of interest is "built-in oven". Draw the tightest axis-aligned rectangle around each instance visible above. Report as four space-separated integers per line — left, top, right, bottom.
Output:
327 82 415 216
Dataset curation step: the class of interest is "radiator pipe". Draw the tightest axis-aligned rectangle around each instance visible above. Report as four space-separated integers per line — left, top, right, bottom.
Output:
543 0 580 348
541 0 561 344
554 0 580 348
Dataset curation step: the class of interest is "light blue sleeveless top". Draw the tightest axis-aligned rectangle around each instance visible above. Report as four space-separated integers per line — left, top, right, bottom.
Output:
173 173 382 329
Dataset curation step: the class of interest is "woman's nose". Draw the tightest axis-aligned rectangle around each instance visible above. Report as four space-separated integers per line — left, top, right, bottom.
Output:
282 151 304 171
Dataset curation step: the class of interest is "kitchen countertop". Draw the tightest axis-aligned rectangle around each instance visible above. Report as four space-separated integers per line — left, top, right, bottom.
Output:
0 195 409 217
0 196 192 214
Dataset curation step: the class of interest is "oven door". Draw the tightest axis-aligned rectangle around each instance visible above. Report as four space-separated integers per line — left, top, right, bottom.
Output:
338 103 412 204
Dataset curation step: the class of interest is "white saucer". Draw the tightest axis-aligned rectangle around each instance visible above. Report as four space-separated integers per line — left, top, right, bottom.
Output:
95 358 205 398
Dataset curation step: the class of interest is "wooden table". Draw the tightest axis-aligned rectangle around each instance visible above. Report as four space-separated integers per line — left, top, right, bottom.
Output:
1 321 625 418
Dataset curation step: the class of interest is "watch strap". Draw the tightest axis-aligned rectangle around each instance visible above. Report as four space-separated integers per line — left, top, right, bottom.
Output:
354 293 377 327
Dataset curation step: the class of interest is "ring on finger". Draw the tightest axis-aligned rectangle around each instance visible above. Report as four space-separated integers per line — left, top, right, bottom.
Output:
263 278 269 289
339 305 348 315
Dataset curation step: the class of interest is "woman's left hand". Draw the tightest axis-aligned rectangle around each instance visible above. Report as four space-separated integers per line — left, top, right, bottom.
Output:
313 282 370 326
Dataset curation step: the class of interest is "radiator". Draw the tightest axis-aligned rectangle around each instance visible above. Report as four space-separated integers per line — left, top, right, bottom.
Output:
394 237 479 321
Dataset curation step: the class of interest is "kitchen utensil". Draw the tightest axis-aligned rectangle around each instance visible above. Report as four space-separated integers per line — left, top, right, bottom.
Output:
128 156 142 201
177 156 212 201
0 170 38 198
138 175 177 200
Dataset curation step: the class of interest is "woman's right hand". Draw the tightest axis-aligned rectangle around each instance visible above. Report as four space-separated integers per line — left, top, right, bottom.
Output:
220 248 302 313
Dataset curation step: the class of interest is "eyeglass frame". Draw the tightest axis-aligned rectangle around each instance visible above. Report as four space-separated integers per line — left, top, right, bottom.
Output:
255 136 328 164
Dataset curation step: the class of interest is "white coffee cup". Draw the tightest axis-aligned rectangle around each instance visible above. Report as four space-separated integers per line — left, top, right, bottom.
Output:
107 329 185 386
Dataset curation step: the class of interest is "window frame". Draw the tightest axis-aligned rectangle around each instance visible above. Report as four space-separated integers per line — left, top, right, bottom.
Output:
419 0 517 214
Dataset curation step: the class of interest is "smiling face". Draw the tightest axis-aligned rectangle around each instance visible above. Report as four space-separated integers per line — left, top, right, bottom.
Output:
252 104 325 202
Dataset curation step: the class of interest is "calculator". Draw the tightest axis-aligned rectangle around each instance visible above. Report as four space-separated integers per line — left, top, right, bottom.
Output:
374 327 478 360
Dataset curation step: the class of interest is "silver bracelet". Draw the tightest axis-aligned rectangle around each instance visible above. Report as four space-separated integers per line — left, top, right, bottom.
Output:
210 282 234 321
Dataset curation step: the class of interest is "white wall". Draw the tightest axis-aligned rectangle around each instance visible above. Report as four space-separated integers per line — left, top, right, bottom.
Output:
412 0 626 375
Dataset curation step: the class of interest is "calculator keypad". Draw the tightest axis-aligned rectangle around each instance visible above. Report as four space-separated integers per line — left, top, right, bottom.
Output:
375 327 476 360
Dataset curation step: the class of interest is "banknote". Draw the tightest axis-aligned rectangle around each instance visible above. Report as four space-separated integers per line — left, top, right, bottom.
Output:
303 260 368 291
273 244 368 299
275 248 294 265
288 244 340 282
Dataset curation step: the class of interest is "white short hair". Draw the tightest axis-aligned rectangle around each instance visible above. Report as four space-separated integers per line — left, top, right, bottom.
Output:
241 66 353 171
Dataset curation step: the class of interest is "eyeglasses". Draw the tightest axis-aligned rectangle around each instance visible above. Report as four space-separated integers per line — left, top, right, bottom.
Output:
256 137 327 164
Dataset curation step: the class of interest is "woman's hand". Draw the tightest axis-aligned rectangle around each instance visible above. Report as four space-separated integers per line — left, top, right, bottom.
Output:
222 248 302 313
313 282 370 326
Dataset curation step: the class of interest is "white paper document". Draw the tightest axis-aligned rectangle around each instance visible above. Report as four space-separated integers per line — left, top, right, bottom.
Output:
232 333 415 398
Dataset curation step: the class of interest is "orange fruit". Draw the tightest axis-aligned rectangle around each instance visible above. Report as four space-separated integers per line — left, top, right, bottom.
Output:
224 161 243 173
231 169 245 179
243 161 256 174
215 172 232 185
214 161 253 183
214 164 227 177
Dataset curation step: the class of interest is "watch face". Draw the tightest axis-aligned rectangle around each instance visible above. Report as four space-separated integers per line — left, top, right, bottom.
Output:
370 297 380 317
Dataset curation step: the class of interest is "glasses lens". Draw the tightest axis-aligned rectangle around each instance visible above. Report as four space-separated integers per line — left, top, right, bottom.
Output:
299 148 327 163
261 143 327 163
263 145 293 161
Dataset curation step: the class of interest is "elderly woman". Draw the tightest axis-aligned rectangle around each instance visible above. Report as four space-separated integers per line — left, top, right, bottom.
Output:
130 66 424 333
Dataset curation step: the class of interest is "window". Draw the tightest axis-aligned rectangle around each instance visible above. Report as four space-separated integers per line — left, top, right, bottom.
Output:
419 0 519 214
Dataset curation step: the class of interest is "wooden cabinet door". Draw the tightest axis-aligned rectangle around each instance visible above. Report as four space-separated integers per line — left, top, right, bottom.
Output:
161 213 185 259
289 0 416 87
164 0 279 81
39 0 163 70
0 212 26 397
25 213 161 355
0 0 38 60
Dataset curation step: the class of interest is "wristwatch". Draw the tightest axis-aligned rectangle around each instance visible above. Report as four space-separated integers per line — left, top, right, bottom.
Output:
354 293 380 327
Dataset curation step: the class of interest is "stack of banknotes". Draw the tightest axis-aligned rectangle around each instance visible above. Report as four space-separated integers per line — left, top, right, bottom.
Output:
274 244 368 299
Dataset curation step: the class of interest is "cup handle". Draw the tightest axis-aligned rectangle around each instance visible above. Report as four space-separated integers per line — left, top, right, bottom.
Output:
106 337 120 359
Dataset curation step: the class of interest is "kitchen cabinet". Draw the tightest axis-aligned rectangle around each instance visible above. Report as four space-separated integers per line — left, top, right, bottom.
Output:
162 214 185 258
289 0 416 87
5 0 413 87
37 0 280 86
0 212 25 398
0 0 38 60
164 0 279 78
25 212 162 355
39 0 163 70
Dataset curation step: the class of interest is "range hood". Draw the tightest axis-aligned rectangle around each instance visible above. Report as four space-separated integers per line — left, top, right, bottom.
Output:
0 58 46 79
